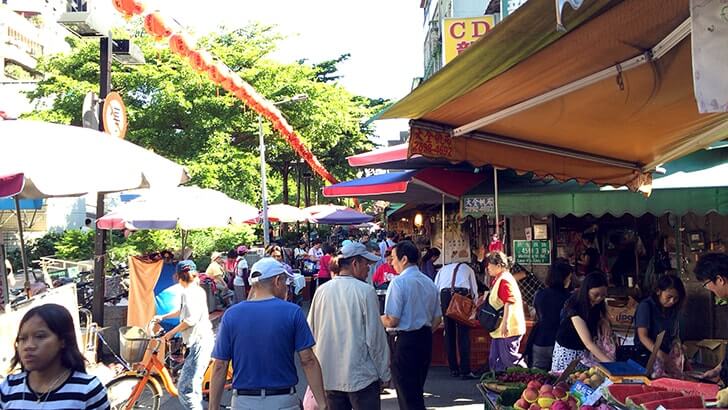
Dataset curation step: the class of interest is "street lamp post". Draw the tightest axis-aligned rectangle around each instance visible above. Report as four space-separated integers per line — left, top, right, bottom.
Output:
259 94 307 247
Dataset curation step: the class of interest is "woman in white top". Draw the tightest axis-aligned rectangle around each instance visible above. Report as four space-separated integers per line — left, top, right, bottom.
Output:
154 261 214 410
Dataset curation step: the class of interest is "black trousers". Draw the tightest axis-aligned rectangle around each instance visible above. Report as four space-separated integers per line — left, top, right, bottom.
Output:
391 326 432 410
326 380 381 410
440 289 472 374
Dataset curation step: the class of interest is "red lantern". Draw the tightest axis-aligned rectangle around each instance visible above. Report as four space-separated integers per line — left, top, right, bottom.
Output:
220 71 236 92
189 50 212 73
144 12 172 41
112 0 145 19
207 61 226 84
169 33 193 58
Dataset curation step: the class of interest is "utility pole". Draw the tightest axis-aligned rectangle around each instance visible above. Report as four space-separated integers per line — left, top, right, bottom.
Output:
92 34 112 326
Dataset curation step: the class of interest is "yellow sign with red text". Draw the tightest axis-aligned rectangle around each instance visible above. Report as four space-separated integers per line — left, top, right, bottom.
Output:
443 15 497 65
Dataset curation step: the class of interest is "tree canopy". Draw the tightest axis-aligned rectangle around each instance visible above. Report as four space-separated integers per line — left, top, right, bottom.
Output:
25 23 383 207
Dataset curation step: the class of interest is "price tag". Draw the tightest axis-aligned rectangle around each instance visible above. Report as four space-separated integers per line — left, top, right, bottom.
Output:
569 379 612 406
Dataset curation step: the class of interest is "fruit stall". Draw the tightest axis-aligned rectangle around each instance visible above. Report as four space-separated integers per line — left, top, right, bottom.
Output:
478 364 722 410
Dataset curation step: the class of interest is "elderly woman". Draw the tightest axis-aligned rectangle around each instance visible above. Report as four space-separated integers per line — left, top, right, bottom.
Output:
205 252 234 308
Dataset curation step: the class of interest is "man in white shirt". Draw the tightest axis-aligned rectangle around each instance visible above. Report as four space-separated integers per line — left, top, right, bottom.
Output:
308 243 390 410
378 231 395 266
434 262 479 379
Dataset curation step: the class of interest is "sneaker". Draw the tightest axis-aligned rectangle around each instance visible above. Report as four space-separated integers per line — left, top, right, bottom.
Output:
449 370 460 378
460 372 478 380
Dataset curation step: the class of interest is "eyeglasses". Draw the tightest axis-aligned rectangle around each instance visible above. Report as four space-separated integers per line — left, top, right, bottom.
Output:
703 279 713 288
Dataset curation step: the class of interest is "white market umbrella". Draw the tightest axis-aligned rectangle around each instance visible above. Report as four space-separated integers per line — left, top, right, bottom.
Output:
97 187 258 230
266 204 311 223
0 120 188 198
0 120 188 291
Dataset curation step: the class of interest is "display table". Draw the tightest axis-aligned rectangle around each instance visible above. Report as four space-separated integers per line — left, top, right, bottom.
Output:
431 320 535 369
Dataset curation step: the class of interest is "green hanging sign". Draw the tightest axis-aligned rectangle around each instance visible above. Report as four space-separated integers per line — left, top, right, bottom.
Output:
513 239 551 265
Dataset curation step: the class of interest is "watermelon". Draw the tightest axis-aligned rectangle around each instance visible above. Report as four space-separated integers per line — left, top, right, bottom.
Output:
625 391 683 408
606 384 666 406
650 378 720 400
641 395 704 410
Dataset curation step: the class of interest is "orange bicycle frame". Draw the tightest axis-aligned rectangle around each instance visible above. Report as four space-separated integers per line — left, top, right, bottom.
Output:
125 338 179 409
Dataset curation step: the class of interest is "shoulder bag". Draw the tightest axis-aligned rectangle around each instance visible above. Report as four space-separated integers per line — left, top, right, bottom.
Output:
445 263 479 328
477 277 504 332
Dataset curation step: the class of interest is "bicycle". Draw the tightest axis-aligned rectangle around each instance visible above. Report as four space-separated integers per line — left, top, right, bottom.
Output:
105 320 232 409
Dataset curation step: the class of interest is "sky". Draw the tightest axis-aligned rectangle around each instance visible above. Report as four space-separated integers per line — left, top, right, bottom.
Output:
155 0 424 145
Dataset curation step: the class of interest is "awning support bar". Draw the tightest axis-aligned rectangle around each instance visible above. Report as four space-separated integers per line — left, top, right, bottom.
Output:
452 18 691 137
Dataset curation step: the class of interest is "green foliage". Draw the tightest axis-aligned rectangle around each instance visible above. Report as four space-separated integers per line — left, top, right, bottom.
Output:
23 23 381 212
55 230 94 260
7 231 62 269
107 230 178 262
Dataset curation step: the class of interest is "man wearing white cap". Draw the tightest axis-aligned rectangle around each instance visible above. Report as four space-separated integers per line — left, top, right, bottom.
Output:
308 243 390 410
208 257 327 410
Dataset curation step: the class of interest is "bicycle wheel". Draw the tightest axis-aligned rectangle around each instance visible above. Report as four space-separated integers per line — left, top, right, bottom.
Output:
106 375 161 410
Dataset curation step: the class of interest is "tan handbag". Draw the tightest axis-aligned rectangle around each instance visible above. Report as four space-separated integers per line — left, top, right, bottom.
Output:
445 263 479 328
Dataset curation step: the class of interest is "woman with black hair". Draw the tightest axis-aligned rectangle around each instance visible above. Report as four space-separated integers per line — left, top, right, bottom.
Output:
531 258 573 370
0 303 110 409
551 271 613 373
635 274 686 376
317 244 336 287
420 248 441 280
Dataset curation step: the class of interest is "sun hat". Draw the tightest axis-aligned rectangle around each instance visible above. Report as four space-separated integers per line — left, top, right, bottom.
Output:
339 242 379 262
248 257 293 285
211 251 223 261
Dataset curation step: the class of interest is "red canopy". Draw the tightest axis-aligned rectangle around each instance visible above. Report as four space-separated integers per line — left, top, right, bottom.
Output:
0 173 24 198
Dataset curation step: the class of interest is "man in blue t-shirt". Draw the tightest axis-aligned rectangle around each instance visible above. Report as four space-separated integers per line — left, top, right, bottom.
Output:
208 258 327 410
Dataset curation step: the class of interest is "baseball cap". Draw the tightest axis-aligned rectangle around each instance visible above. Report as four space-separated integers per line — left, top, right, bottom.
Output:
176 260 197 273
236 245 248 255
249 257 293 285
339 242 379 262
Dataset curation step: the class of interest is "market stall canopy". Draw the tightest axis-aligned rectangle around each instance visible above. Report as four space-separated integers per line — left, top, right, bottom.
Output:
303 204 346 216
322 168 485 204
466 149 728 217
97 187 258 230
381 0 728 192
0 120 189 198
266 204 311 223
346 143 463 170
309 208 373 225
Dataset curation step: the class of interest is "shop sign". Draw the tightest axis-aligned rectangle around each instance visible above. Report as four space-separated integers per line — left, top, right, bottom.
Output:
102 91 128 139
513 239 551 265
442 15 496 65
461 195 496 217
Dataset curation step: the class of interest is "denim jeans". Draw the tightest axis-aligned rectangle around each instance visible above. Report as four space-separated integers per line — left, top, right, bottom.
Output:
177 336 214 410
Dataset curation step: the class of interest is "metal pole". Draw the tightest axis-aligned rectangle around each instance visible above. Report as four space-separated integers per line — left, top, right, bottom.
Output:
93 35 112 326
441 194 445 264
13 197 30 296
259 115 270 247
0 245 8 308
494 167 499 237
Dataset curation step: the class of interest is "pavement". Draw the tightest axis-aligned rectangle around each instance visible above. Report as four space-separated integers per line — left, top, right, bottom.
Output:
158 301 485 409
161 363 485 409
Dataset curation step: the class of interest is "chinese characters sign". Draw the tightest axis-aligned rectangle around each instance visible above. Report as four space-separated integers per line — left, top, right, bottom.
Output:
513 240 551 265
461 195 495 217
442 15 496 64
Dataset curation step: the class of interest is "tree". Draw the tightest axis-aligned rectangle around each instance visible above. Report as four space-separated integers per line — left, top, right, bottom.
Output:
24 24 381 212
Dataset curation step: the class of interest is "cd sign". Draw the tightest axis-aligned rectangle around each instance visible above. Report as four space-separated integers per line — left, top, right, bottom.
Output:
102 91 128 139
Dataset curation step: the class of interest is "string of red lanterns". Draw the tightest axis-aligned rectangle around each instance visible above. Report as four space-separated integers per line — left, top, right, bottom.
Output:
111 0 338 185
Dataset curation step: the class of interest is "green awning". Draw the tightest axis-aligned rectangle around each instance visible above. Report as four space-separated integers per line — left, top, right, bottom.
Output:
385 203 406 218
498 188 728 217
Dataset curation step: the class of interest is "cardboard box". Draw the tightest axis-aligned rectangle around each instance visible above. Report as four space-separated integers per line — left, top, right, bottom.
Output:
684 339 728 368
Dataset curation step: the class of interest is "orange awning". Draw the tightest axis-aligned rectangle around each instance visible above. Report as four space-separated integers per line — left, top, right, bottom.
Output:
384 0 728 191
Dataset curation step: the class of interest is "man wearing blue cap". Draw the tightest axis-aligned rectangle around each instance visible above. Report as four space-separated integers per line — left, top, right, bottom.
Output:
208 257 327 410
